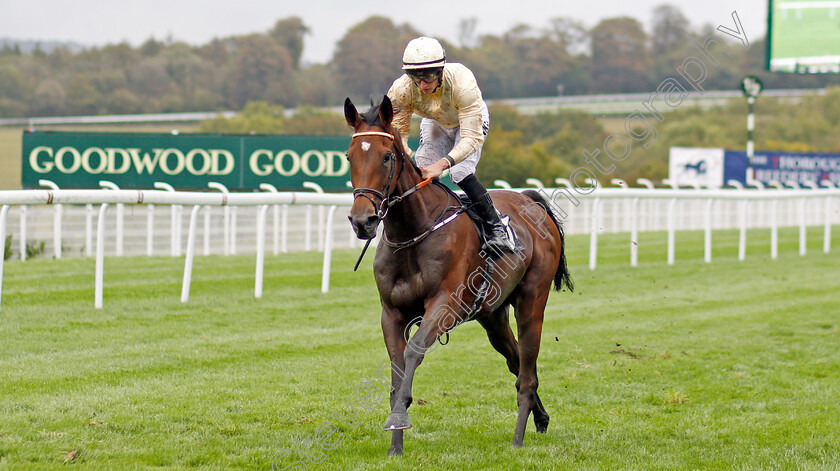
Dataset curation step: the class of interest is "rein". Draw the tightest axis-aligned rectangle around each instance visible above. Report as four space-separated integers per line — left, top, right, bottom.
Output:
350 131 465 269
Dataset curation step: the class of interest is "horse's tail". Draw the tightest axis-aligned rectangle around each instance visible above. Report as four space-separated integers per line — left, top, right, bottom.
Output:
522 190 574 293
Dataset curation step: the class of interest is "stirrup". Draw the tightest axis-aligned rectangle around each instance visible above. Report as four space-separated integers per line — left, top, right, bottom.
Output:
483 226 516 253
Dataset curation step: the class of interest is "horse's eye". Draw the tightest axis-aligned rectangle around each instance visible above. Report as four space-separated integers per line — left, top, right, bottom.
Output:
383 152 394 163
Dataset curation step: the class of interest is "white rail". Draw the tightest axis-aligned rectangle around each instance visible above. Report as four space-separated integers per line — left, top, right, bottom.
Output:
1 185 838 310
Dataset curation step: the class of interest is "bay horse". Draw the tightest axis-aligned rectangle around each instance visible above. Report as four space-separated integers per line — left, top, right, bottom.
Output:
344 95 573 455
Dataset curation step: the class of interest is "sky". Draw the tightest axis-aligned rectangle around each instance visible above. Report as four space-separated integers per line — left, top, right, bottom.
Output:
0 0 768 64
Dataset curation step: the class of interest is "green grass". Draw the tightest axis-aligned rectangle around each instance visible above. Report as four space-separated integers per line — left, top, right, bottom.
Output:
772 3 840 59
1 228 839 470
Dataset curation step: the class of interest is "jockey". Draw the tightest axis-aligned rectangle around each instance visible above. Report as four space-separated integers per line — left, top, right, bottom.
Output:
387 37 515 253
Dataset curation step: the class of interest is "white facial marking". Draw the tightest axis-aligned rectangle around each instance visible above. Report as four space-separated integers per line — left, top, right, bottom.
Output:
361 141 371 151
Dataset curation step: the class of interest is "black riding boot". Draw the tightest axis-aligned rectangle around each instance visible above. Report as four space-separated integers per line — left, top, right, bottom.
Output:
457 174 514 253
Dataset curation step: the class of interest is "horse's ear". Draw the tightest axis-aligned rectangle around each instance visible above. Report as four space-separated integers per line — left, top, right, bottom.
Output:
344 97 361 129
379 95 393 128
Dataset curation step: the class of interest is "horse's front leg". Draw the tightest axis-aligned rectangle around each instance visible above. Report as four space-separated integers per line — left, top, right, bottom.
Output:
381 308 409 456
384 295 458 433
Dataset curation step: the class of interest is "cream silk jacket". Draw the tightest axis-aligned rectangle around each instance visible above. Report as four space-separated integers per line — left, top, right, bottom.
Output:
387 63 485 164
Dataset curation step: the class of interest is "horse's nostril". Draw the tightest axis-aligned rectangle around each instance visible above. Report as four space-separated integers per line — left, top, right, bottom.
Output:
366 215 379 227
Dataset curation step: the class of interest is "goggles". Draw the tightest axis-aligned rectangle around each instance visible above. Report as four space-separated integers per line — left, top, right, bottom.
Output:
407 68 442 84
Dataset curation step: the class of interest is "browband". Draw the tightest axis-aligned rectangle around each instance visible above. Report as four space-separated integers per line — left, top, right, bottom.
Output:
352 131 394 140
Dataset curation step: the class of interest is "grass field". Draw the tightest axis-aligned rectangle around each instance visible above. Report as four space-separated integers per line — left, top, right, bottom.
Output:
1 228 839 470
772 1 840 58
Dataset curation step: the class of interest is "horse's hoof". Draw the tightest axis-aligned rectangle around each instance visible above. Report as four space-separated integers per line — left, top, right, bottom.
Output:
388 446 403 456
384 412 412 430
535 415 549 433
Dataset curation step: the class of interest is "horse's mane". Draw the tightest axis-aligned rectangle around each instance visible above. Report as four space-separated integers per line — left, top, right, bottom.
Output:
360 99 423 177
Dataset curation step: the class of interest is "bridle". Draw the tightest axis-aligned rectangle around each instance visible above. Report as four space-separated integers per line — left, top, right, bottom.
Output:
348 130 463 269
350 131 432 220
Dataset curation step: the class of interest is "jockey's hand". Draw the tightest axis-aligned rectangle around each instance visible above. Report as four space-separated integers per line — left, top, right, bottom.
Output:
420 158 451 180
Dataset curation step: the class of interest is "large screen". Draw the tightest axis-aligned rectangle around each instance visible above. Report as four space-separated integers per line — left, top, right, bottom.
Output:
767 0 840 73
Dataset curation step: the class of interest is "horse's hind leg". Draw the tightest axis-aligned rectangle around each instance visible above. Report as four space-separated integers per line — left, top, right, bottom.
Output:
511 289 550 447
478 305 550 435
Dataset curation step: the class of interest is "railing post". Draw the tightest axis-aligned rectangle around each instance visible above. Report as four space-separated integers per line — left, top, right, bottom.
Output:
231 205 239 255
99 181 124 256
667 198 676 265
820 182 835 253
824 195 832 254
799 196 807 256
181 205 202 303
738 200 748 261
611 179 629 232
525 178 545 189
636 178 654 232
282 204 289 253
255 204 270 299
321 205 339 293
771 198 779 260
260 184 282 255
747 179 765 229
157 182 182 256
85 204 94 257
0 205 9 310
304 182 326 252
39 180 62 259
95 204 109 309
727 180 744 190
589 198 599 270
207 182 230 255
704 198 713 263
19 205 26 261
630 197 639 267
146 204 155 256
802 181 818 226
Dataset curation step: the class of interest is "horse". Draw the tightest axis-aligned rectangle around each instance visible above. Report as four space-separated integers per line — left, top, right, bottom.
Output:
344 95 573 455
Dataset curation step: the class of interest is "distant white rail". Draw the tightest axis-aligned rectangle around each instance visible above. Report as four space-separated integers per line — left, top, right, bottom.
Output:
1 185 838 310
778 1 840 9
0 89 827 127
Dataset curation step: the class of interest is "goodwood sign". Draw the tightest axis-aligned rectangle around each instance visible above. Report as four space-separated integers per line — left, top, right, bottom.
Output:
22 131 414 191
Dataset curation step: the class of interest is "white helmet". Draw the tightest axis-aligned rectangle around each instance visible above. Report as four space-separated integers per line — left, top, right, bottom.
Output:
402 37 446 70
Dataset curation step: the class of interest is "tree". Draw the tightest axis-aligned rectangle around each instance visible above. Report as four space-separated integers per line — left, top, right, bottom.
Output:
507 34 570 97
651 4 690 56
332 16 421 100
270 17 309 68
103 89 141 114
32 79 66 115
139 38 165 57
0 64 27 99
127 60 170 98
65 75 101 115
548 17 589 55
225 34 294 107
458 18 479 49
590 17 651 92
